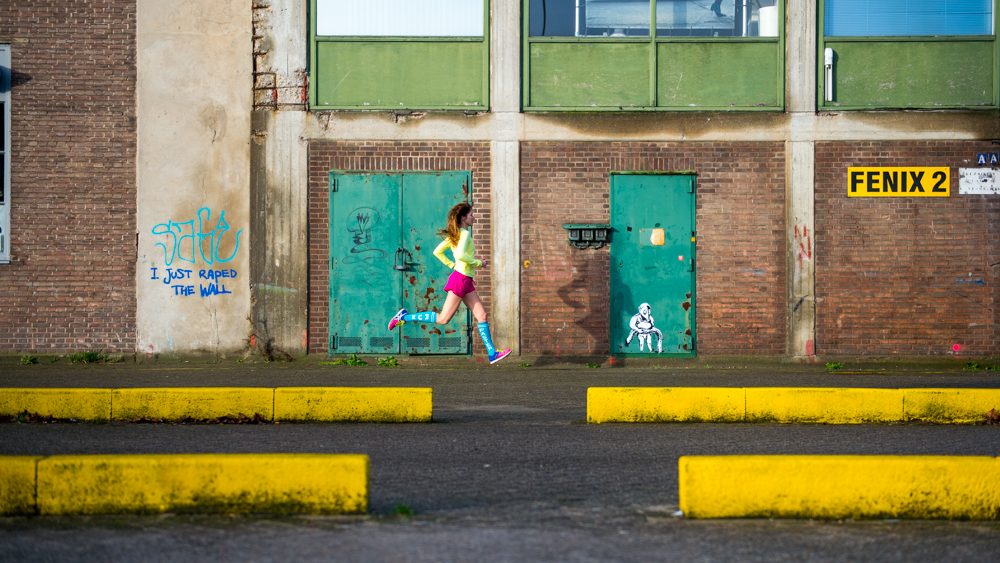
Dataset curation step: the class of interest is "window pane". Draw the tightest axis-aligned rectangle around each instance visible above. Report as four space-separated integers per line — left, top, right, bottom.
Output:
530 0 650 37
317 0 484 37
825 0 993 36
587 0 650 36
656 0 778 37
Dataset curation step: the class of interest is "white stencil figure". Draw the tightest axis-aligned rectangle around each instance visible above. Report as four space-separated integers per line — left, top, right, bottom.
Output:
626 302 663 353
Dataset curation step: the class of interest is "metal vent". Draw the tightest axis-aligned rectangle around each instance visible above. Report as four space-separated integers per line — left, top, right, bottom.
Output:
405 337 431 348
438 337 462 348
337 336 362 347
370 337 394 348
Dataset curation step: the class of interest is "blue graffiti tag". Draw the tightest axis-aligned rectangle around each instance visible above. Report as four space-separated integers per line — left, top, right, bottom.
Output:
151 207 242 267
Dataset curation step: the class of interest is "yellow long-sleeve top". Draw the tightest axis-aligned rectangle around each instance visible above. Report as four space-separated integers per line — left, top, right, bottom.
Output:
433 228 482 277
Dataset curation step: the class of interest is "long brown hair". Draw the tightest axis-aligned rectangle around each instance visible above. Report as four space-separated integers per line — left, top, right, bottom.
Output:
438 202 471 246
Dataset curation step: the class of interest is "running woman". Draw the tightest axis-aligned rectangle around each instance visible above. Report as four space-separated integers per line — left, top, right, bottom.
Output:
387 202 512 364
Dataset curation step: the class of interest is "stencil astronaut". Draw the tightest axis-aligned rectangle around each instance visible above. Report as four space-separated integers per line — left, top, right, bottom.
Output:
626 302 663 353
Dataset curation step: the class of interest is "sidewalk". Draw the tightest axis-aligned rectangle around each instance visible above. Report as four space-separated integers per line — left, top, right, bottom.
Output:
2 353 998 388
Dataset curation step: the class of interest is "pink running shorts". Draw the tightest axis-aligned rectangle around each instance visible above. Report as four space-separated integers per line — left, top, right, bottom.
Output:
444 271 477 298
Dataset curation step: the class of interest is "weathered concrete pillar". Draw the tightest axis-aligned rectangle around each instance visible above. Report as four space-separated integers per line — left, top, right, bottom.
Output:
785 1 817 360
136 0 252 355
490 0 522 353
250 0 310 355
250 111 309 355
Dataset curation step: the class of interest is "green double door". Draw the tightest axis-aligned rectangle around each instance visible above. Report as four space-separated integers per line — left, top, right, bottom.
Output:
329 172 471 355
610 173 696 356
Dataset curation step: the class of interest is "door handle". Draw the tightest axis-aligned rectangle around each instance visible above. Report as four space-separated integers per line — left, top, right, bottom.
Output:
393 248 413 271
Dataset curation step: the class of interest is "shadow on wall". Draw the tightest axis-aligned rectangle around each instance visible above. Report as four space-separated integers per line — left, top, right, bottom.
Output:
2 70 31 93
531 251 612 367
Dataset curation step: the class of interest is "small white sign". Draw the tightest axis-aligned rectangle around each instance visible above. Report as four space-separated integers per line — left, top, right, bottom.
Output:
958 168 1000 195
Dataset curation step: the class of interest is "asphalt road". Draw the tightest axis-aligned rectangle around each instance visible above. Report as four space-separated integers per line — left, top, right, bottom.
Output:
1 359 999 562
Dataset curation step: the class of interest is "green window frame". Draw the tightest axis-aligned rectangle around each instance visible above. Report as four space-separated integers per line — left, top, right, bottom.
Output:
818 0 999 110
309 0 490 111
522 0 785 111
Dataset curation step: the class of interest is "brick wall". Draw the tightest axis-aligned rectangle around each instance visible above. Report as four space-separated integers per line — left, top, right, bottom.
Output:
816 141 1000 356
307 141 492 355
0 1 137 353
521 142 786 356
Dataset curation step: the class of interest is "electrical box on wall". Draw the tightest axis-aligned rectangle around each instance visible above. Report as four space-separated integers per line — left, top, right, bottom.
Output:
563 224 612 249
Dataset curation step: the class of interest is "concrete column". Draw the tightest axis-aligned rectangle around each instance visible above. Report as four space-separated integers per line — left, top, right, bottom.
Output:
786 141 816 360
491 141 521 353
784 2 818 360
250 0 310 354
490 0 522 353
251 111 309 354
786 0 817 113
136 0 252 355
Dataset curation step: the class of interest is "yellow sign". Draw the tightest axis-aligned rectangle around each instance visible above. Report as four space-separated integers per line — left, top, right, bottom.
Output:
847 167 950 197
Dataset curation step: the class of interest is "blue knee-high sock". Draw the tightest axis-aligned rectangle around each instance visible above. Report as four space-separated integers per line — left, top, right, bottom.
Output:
403 311 437 323
477 322 497 356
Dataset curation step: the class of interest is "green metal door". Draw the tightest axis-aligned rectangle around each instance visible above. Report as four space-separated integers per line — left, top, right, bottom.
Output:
610 174 696 356
329 172 471 355
399 173 471 354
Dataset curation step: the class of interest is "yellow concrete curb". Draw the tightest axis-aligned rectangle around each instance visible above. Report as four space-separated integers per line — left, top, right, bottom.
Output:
587 387 744 422
745 387 904 423
587 387 1000 424
112 387 274 422
0 388 112 422
0 454 368 515
0 387 433 423
0 456 41 515
904 388 1000 424
679 455 1000 519
275 387 433 422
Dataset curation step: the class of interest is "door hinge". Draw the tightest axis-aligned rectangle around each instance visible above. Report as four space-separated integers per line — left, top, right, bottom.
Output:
331 179 337 193
330 334 336 350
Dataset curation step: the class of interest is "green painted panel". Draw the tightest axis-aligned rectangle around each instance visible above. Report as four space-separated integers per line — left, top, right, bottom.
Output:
657 42 780 108
610 174 695 356
400 173 472 355
528 42 651 107
316 41 485 109
822 40 995 109
329 174 400 354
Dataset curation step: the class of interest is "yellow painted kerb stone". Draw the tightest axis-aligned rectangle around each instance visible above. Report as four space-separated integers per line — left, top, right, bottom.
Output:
0 456 42 515
745 387 904 423
587 387 745 423
36 454 368 515
275 387 432 422
0 388 112 422
680 455 1000 519
904 388 1000 424
111 387 275 422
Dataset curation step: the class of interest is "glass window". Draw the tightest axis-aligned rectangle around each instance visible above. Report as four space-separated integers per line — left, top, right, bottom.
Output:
529 0 778 37
317 0 484 37
825 0 994 36
657 0 778 37
1 45 9 263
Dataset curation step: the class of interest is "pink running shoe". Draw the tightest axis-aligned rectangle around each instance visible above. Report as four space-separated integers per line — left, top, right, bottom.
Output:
387 308 407 331
489 348 512 365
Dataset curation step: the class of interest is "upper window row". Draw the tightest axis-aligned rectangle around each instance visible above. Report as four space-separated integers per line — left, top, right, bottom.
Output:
314 0 994 38
527 0 779 38
309 0 998 111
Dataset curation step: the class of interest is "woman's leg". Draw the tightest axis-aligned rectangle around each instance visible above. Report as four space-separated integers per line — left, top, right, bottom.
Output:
461 291 488 324
388 291 463 330
463 292 509 362
435 291 464 324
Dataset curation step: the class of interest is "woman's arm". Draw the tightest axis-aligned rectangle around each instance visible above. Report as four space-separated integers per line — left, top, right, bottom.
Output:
433 238 455 269
454 229 483 269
